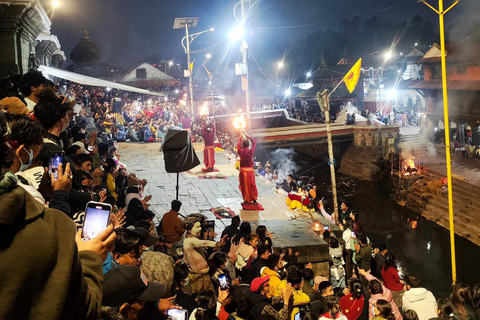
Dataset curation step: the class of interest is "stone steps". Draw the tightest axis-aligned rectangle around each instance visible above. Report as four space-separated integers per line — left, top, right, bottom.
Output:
400 166 480 246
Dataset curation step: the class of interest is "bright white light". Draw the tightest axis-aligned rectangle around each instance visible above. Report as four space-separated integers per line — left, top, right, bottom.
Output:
175 89 179 94
164 96 168 102
52 0 60 7
229 25 244 41
278 61 284 69
206 54 212 59
384 51 393 60
387 88 396 99
284 88 291 96
106 87 111 92
147 99 152 104
397 69 401 73
415 42 418 47
209 28 215 32
169 61 173 66
209 81 212 85
306 72 311 78
136 106 141 111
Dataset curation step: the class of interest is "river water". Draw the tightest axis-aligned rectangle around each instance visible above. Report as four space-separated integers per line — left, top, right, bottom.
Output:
257 147 480 299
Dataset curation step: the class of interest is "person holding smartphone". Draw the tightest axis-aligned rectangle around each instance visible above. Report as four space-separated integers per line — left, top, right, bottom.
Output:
34 91 94 215
0 111 116 319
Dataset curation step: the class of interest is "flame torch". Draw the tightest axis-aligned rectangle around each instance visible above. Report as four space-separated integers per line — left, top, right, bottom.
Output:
233 114 247 139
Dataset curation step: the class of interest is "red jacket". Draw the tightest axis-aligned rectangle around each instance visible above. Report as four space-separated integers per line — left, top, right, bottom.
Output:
238 136 256 167
381 267 404 292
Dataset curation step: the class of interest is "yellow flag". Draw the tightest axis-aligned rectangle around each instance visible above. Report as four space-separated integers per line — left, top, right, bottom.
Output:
189 59 196 72
343 58 362 93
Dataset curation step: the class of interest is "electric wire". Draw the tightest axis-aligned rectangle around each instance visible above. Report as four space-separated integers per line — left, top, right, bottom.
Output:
253 0 417 31
247 46 278 88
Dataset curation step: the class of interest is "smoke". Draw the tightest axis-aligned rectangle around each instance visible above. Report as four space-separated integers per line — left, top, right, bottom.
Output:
269 148 300 181
447 0 480 43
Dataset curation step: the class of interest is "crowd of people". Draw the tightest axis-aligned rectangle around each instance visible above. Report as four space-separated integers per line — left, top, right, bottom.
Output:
2 70 480 320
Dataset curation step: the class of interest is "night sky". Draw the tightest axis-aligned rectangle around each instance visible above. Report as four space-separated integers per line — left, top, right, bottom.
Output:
48 0 477 69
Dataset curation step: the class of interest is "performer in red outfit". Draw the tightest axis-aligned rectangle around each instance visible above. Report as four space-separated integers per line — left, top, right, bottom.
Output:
238 129 258 204
203 121 216 171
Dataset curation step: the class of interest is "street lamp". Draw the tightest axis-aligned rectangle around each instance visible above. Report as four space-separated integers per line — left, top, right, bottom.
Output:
276 61 284 98
419 0 460 285
229 25 245 42
384 51 393 60
174 17 214 118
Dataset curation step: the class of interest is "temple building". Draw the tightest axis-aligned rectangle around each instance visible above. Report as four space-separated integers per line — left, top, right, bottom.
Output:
0 0 65 76
116 62 178 89
67 31 120 80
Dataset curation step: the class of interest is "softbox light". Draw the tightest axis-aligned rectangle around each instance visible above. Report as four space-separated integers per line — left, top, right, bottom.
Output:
161 126 200 173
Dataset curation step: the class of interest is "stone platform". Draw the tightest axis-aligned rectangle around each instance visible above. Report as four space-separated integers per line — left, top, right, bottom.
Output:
118 141 339 263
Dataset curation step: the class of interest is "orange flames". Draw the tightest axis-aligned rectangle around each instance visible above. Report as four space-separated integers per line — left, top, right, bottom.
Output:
403 158 419 176
199 104 209 116
233 114 246 129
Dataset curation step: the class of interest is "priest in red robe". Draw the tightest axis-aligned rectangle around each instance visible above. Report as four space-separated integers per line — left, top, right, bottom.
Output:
238 129 258 205
202 121 216 171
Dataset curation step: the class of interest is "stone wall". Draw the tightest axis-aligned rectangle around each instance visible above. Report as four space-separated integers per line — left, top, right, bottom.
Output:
0 0 65 77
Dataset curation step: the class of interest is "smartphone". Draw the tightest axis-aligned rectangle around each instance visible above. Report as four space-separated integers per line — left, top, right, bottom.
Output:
218 274 229 290
48 151 64 180
204 220 215 233
87 145 93 152
82 201 112 241
323 226 329 230
351 231 356 238
166 309 188 320
294 311 301 320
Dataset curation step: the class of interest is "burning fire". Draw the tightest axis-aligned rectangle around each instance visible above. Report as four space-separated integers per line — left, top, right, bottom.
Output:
403 158 419 176
233 114 246 129
199 104 209 116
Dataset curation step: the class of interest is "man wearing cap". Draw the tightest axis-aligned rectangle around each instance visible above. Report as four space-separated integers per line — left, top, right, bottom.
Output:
103 228 157 274
0 97 31 116
247 275 293 319
19 71 47 112
102 265 177 320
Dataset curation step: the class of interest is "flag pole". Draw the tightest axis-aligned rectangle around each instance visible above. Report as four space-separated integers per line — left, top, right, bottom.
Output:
318 90 339 220
328 79 345 99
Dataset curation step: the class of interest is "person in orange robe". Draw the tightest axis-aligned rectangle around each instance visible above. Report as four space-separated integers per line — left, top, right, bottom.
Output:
202 121 215 171
237 130 258 204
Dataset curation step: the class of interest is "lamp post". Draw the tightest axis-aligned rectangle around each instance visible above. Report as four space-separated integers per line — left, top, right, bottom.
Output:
230 0 258 132
419 0 460 285
276 61 284 99
174 17 214 118
204 53 215 122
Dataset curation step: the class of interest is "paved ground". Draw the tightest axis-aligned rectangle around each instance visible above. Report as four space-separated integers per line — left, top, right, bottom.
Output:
118 141 336 262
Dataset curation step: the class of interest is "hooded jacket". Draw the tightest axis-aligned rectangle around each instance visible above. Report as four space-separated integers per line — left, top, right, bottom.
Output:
402 287 437 320
0 186 104 320
262 267 282 297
